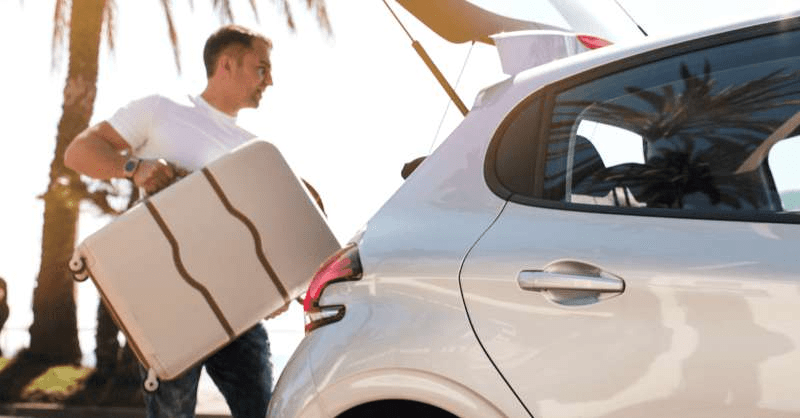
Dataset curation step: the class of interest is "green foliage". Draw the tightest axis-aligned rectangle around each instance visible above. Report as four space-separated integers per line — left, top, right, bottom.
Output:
21 365 93 402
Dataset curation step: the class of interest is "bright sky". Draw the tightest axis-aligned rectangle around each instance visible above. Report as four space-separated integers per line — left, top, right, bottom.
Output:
0 0 797 375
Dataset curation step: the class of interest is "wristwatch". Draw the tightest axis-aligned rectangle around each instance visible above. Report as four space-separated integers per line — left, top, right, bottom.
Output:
123 156 141 179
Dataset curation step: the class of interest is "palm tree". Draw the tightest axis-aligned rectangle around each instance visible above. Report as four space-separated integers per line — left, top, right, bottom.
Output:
0 0 331 403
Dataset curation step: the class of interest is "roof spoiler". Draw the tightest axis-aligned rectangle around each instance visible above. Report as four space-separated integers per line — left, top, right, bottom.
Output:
492 30 612 75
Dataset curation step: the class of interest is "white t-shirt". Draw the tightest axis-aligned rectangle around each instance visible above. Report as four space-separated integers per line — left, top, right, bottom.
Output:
108 94 256 171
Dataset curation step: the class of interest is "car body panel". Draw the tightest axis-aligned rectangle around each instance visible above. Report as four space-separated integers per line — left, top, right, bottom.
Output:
267 340 327 418
316 368 509 418
461 206 800 417
269 262 531 417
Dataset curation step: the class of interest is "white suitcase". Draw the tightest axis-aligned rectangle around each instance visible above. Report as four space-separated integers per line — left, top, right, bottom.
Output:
69 139 340 390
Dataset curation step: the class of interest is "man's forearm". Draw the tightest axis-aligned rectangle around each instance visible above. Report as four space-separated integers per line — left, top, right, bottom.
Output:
64 122 131 180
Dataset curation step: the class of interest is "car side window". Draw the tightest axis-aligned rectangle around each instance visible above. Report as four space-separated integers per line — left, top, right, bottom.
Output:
768 135 800 211
542 29 800 216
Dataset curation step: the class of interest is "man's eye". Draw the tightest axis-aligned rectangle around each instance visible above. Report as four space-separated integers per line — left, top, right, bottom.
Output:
257 67 267 79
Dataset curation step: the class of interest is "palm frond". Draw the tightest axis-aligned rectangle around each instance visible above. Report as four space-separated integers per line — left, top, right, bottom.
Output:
271 0 332 37
624 86 666 113
247 0 259 22
159 0 182 73
213 0 235 23
305 0 332 36
272 0 296 32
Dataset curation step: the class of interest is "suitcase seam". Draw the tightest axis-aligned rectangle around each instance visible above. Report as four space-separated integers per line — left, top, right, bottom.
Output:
84 263 153 372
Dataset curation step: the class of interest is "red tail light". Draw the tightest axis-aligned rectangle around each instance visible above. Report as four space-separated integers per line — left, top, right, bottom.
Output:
303 244 362 333
577 34 612 50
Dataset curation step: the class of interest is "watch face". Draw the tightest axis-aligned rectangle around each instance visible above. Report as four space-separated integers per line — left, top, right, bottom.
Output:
124 158 139 177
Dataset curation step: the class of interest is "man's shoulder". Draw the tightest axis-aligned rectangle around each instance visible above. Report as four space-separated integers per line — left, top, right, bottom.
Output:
107 93 198 137
120 93 197 110
131 93 195 109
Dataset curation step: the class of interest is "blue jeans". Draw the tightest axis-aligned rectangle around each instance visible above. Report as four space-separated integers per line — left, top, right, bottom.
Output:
139 324 273 418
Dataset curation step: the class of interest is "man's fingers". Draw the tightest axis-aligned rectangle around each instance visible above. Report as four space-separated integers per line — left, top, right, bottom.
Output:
157 158 176 179
152 167 174 185
134 158 178 194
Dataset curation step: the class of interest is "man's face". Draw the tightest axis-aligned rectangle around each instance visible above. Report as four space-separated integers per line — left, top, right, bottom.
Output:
231 39 272 110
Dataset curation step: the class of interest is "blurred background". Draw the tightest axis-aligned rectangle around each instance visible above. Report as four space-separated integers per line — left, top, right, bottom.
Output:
0 0 796 413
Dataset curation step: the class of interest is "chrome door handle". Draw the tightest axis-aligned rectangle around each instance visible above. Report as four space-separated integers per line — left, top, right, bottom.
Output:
517 271 624 293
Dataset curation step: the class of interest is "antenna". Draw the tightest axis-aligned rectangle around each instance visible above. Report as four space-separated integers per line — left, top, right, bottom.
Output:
612 0 648 36
382 0 469 116
430 43 474 153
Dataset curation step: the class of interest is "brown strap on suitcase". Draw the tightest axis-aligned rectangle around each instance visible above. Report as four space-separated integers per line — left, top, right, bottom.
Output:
201 168 290 302
145 201 236 338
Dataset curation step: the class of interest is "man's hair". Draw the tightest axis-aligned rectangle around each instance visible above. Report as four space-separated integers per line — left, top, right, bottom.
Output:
203 25 272 78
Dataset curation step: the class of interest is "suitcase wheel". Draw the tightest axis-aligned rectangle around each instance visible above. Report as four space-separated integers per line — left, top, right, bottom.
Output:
68 257 90 282
143 369 160 393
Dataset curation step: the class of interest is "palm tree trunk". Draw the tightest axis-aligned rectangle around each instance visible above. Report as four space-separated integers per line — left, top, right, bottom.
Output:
27 0 106 365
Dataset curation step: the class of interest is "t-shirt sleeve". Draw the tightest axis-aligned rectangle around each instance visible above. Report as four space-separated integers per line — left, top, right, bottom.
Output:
107 95 162 151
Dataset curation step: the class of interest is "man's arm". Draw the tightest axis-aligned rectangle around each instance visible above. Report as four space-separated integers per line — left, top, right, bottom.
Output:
65 121 133 179
65 121 177 194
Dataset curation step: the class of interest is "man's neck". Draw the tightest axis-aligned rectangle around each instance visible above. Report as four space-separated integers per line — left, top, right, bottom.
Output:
201 88 239 117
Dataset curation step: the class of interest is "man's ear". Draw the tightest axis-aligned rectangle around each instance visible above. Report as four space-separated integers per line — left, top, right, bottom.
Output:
216 54 234 77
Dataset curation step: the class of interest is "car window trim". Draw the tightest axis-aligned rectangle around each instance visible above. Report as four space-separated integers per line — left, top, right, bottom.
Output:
534 92 556 197
484 89 549 200
508 195 800 224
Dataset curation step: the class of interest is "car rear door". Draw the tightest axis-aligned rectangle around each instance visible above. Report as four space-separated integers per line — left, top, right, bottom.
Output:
460 17 800 418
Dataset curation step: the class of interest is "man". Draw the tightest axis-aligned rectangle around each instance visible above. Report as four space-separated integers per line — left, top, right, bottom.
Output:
65 25 275 418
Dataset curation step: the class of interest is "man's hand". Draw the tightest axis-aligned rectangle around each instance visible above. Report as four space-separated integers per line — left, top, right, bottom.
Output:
133 158 177 195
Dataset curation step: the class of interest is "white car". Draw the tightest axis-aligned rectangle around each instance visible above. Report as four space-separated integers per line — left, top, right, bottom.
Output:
268 3 800 417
